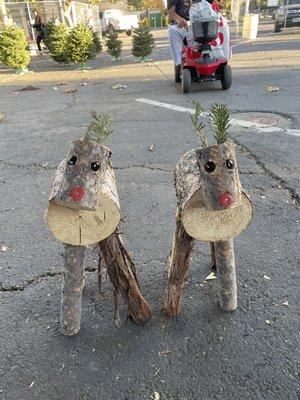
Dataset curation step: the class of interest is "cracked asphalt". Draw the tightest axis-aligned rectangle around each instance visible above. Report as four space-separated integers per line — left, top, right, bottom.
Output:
0 23 299 400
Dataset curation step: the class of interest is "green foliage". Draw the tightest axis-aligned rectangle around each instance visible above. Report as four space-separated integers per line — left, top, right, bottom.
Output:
106 31 122 60
190 102 208 148
67 22 94 64
43 19 55 49
0 25 30 70
90 30 102 58
48 23 69 63
86 111 113 144
132 26 155 59
209 103 230 144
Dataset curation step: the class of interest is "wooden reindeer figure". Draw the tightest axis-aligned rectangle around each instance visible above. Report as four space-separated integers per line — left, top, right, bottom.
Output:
165 103 253 316
45 112 151 335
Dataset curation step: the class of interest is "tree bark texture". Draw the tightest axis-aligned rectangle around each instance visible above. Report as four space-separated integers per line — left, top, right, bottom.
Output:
60 244 86 335
174 142 253 242
165 210 195 316
45 140 120 246
215 239 237 311
99 231 151 324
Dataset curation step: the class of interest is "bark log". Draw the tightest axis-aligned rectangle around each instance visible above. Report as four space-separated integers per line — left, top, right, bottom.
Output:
175 142 253 242
45 140 120 246
215 239 237 311
99 231 151 324
60 244 86 335
165 210 195 316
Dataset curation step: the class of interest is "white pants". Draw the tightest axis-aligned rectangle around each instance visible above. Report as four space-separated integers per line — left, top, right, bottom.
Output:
168 24 193 66
168 19 231 66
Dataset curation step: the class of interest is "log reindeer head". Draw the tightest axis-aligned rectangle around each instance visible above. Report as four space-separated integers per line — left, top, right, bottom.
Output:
45 112 120 246
176 103 253 242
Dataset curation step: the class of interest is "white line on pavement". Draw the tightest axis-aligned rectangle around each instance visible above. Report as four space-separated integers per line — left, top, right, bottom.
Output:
135 98 300 137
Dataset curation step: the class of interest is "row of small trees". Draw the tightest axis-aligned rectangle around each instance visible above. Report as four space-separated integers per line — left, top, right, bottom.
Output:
0 22 155 71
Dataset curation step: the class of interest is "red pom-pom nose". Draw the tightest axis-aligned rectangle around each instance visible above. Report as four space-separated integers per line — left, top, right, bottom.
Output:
219 192 234 208
70 186 85 201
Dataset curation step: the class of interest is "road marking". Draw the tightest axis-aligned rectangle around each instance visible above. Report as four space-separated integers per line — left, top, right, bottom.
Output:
135 98 300 137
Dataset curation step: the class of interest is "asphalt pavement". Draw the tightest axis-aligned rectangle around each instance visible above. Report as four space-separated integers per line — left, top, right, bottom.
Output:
0 22 299 400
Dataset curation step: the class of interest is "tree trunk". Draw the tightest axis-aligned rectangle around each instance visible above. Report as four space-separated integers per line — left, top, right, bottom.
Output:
60 244 86 335
99 231 151 324
165 210 195 316
215 239 237 311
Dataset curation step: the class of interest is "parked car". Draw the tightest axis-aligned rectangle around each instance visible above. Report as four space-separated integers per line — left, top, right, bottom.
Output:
274 0 300 32
100 9 139 36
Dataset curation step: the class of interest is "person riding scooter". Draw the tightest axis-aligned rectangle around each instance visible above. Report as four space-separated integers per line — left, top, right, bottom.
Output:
167 0 219 81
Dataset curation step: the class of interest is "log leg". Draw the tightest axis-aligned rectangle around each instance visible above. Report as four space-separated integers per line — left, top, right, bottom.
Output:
210 242 216 271
165 211 195 316
60 244 86 335
98 231 151 324
215 239 237 311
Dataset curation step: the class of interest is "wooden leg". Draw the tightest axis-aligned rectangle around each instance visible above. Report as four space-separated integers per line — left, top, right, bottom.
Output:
215 239 237 311
210 242 216 271
165 212 195 316
60 244 86 335
98 231 151 324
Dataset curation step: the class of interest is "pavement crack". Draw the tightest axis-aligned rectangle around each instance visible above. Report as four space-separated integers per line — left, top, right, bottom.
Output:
0 267 97 292
115 164 173 173
234 139 299 206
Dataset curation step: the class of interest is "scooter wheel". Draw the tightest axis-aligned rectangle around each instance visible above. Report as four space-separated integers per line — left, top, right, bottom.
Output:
221 64 232 90
182 69 191 93
174 64 181 83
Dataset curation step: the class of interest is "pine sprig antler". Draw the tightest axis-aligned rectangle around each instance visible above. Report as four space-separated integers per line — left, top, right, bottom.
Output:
209 103 230 144
190 102 208 147
85 111 113 143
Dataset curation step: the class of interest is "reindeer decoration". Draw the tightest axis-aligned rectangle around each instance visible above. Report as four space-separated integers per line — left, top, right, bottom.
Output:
45 112 151 335
165 103 253 316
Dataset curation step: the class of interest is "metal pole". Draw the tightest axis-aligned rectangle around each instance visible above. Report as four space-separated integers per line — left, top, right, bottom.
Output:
26 1 35 41
284 0 289 28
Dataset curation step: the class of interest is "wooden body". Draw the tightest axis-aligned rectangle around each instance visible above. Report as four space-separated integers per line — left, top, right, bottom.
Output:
46 138 151 335
165 142 253 315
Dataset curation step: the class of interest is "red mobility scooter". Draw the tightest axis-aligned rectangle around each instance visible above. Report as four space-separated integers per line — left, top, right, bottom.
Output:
175 19 232 93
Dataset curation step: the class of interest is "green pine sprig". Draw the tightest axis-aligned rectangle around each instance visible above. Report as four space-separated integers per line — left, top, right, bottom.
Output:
85 111 113 143
190 102 208 147
209 103 230 144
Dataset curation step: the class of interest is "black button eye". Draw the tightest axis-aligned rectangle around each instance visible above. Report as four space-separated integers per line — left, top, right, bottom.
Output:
91 161 100 172
226 159 235 170
204 161 216 173
67 155 77 166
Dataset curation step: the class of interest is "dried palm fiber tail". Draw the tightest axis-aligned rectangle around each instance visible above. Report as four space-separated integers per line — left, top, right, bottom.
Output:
165 209 195 316
215 239 237 311
99 230 152 324
60 244 86 335
165 142 253 313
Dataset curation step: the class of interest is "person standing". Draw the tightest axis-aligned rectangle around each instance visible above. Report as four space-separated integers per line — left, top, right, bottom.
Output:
32 10 45 54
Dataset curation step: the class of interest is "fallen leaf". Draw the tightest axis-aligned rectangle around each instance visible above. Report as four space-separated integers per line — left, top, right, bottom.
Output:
154 392 160 400
260 195 266 199
58 81 69 86
263 274 271 280
205 271 217 281
282 301 289 307
79 82 87 86
1 246 8 252
63 88 77 93
266 85 279 92
158 349 171 356
148 144 155 151
111 84 127 90
18 85 40 92
265 320 271 325
51 86 58 91
29 381 35 388
0 112 4 122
